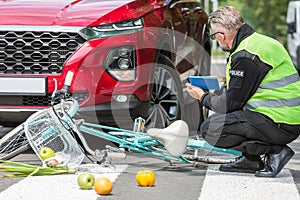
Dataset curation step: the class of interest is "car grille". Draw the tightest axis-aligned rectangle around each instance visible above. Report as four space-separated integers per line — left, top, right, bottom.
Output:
22 93 89 106
0 92 88 106
0 30 86 74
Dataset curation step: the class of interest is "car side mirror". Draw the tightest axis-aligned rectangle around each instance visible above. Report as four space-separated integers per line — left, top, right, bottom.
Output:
288 22 296 34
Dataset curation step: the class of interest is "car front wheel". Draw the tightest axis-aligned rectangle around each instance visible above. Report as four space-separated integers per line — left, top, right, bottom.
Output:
146 54 183 129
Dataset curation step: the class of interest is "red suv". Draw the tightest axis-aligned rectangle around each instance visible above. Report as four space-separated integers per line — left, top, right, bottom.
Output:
0 0 211 131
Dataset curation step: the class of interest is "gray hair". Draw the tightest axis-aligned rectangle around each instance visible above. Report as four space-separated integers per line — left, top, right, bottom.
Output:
209 6 244 32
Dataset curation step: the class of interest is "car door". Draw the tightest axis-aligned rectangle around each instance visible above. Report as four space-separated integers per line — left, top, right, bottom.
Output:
167 0 207 77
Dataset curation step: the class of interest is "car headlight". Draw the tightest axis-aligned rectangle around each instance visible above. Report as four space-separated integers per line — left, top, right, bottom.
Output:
103 45 136 81
79 18 144 40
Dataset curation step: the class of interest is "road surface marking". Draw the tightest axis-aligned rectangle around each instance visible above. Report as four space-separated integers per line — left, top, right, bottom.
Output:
199 164 299 200
0 164 127 200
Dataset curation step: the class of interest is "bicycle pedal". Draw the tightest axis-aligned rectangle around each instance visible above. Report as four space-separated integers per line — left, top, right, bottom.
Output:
107 151 126 160
95 160 115 169
105 145 125 153
75 119 85 126
101 161 116 169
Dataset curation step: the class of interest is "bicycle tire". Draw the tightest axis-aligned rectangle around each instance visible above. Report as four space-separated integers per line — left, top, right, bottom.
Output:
0 100 78 160
181 147 239 164
181 137 242 164
0 123 30 160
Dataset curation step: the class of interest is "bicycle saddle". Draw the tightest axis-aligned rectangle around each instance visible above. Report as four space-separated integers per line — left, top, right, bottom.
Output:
147 120 189 157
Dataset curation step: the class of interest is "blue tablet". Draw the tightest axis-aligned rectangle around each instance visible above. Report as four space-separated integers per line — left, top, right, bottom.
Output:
188 76 221 90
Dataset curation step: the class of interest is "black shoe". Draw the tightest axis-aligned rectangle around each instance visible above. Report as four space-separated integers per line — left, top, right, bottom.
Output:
255 145 295 178
219 156 264 173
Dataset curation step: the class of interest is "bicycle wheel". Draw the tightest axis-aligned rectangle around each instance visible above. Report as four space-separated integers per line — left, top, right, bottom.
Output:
181 137 242 164
0 123 30 160
0 100 78 160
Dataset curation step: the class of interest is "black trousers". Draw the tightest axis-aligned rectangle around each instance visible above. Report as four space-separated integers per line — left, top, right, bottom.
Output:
200 110 300 155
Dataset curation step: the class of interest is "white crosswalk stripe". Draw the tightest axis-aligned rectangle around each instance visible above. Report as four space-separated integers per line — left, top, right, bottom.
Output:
199 165 300 200
0 164 128 200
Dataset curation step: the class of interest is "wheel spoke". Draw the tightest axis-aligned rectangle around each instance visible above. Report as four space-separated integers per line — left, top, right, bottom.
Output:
146 57 183 129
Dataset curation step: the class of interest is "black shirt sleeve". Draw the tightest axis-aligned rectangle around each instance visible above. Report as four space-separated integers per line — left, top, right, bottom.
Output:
201 51 271 113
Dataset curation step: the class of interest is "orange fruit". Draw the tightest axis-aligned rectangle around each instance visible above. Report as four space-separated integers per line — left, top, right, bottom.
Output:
136 170 155 187
94 177 113 195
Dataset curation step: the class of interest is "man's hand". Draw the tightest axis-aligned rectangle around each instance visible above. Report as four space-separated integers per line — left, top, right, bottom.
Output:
186 83 206 100
218 76 226 83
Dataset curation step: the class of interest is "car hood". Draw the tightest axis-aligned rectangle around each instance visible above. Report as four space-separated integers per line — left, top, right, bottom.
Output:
0 0 148 26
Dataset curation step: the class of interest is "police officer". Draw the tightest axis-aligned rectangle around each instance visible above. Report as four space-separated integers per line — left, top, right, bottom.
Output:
186 6 300 177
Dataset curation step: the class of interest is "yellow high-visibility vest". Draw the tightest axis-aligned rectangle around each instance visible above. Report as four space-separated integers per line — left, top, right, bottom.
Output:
227 32 300 124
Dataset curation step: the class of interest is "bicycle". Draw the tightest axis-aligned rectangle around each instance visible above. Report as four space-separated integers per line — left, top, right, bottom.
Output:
0 71 242 168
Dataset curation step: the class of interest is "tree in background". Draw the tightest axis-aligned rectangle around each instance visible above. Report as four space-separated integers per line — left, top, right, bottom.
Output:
217 0 290 46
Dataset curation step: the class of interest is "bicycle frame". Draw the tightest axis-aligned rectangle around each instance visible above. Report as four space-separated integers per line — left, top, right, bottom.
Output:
78 121 242 166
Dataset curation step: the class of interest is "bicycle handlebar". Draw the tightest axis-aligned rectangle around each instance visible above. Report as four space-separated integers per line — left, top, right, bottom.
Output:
51 71 75 105
64 71 74 87
60 70 74 95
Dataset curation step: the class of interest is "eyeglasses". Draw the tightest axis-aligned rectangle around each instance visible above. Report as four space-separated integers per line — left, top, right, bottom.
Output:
209 32 224 40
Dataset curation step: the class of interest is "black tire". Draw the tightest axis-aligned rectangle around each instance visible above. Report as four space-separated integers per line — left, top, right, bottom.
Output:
0 123 30 160
182 149 236 164
199 47 211 77
146 54 184 129
182 137 238 164
197 44 222 130
296 45 300 74
197 47 211 129
199 102 209 125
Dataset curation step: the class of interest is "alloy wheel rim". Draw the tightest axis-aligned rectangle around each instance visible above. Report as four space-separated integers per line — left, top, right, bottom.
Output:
146 66 180 129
